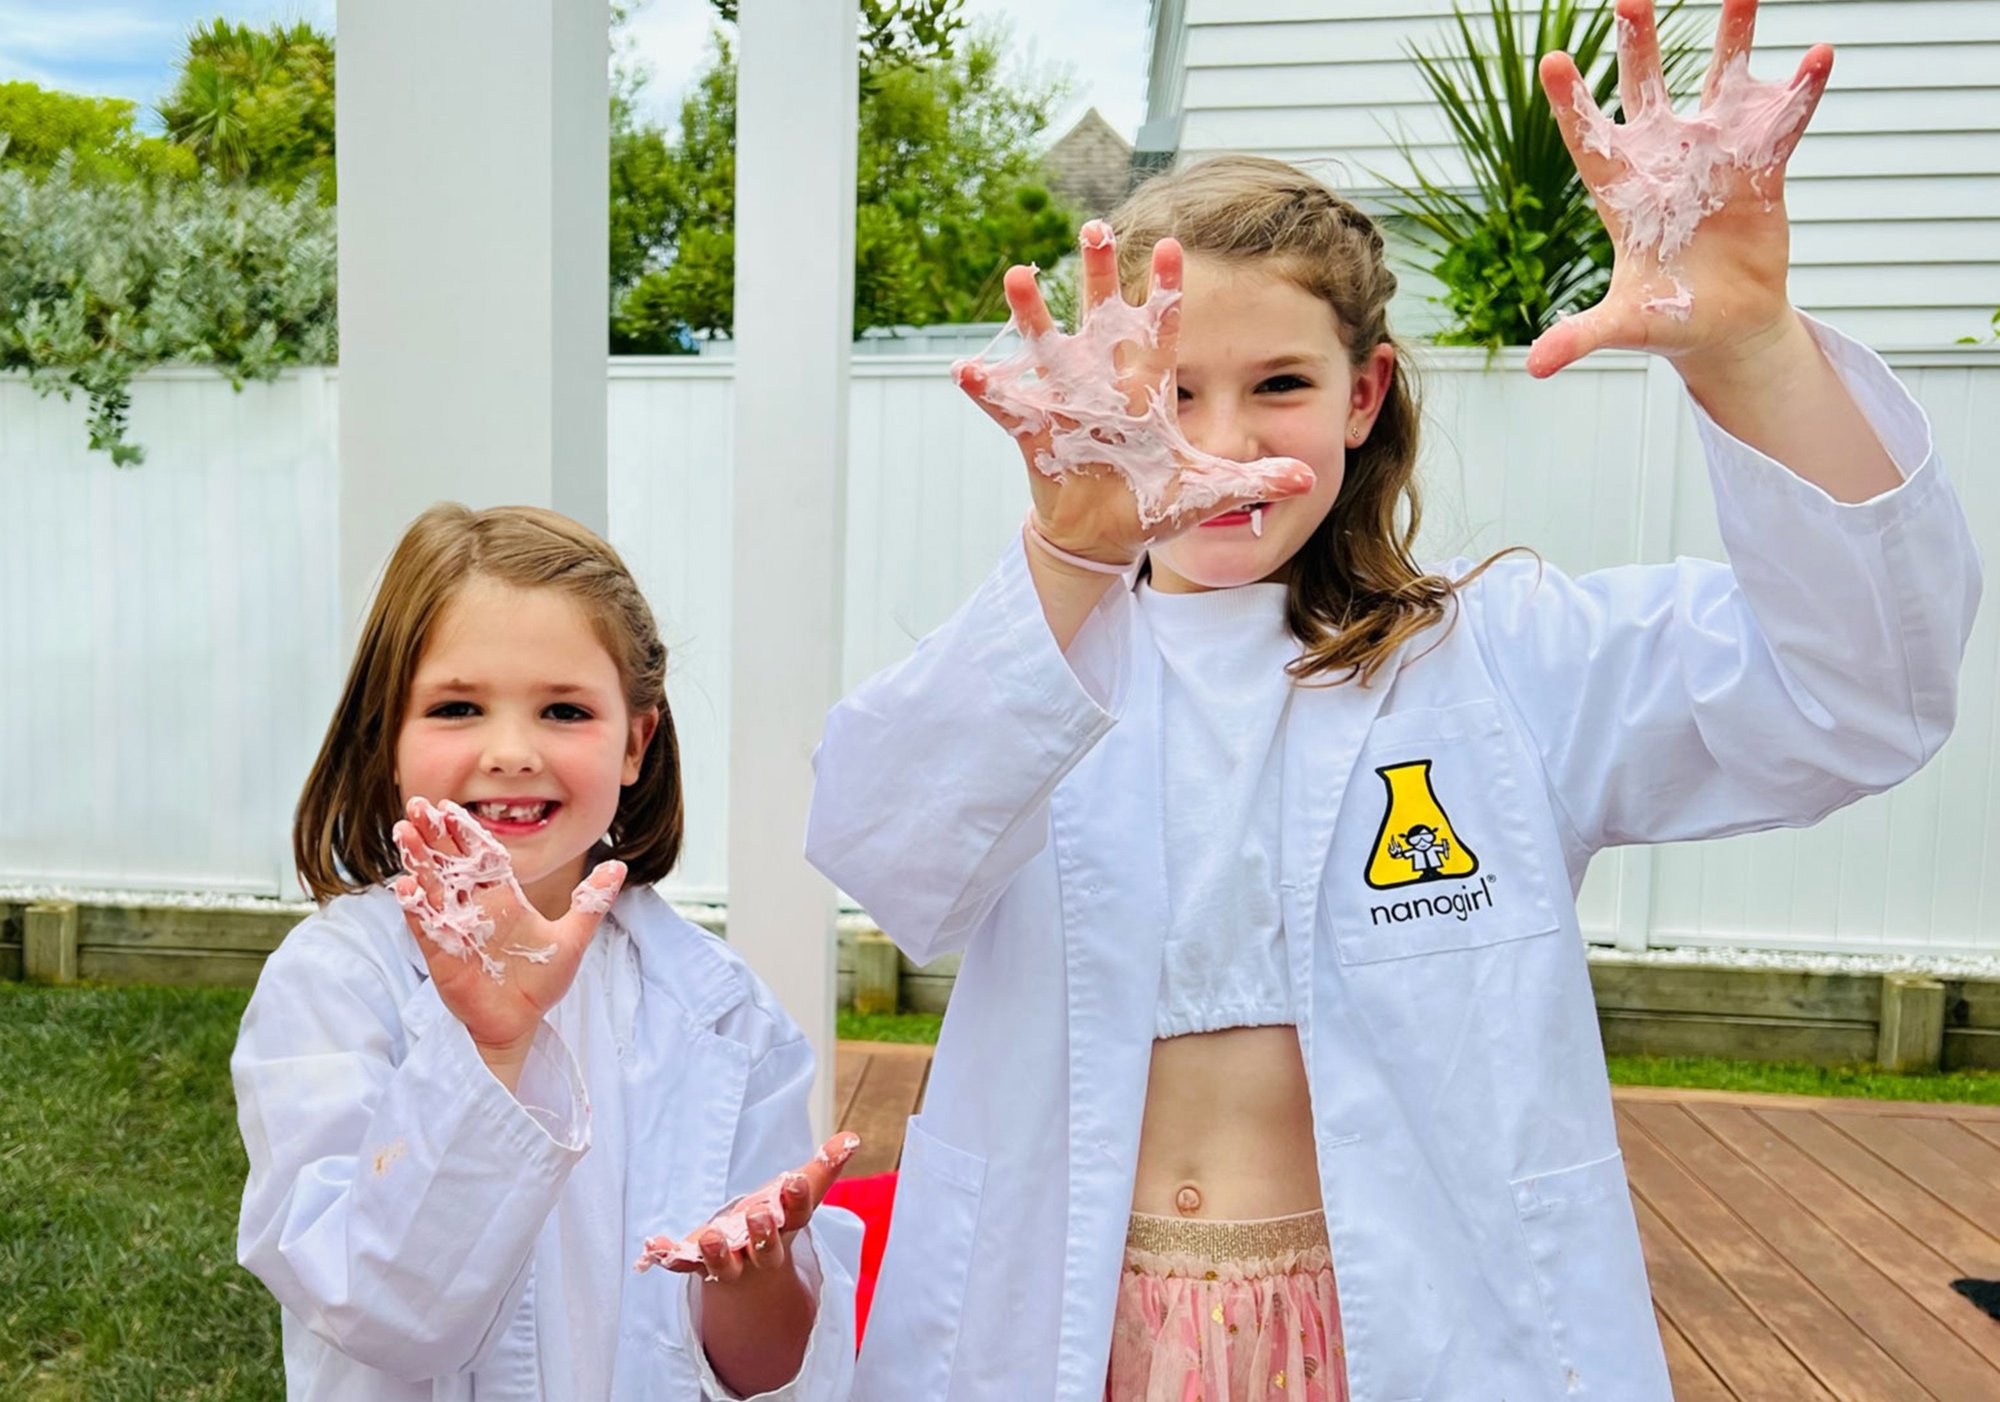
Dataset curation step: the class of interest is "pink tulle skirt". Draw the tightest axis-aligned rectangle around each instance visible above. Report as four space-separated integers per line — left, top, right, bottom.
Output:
1106 1210 1349 1402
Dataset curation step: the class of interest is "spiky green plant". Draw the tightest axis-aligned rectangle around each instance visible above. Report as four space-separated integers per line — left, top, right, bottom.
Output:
1377 0 1701 349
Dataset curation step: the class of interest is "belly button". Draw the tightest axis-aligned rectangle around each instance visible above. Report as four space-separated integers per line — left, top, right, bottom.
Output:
1174 1183 1203 1216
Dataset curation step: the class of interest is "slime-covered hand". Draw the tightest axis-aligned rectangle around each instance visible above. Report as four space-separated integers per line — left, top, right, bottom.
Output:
393 796 625 1064
1528 0 1830 377
955 221 1315 564
633 1132 863 1278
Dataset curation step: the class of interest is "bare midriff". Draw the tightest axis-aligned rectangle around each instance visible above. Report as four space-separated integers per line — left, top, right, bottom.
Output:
1130 1024 1323 1221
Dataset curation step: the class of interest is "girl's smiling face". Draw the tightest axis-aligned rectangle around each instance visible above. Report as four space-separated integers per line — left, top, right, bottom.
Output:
1148 254 1396 593
395 578 657 918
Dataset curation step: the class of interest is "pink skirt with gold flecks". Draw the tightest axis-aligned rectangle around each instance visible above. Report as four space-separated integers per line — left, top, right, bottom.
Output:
1105 1210 1348 1402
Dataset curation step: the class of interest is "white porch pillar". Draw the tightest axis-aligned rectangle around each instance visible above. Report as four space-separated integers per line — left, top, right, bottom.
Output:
336 0 609 634
730 0 859 1134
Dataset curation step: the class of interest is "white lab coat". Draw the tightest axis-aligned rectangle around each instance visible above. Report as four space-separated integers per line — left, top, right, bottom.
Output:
805 322 1980 1401
234 883 861 1401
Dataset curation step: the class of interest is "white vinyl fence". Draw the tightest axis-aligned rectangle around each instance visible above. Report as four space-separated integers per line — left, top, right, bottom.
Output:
4 343 1998 957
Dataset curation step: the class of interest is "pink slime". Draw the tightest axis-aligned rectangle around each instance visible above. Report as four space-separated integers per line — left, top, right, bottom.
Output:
393 797 580 982
633 1173 804 1272
954 220 1311 529
1574 32 1813 320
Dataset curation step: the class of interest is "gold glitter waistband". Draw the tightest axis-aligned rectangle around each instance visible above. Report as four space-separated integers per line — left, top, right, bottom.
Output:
1125 1209 1328 1260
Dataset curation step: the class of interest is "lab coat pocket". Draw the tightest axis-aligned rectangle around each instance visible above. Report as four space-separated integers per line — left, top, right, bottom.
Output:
1511 1152 1660 1399
1332 699 1560 964
858 1115 987 1397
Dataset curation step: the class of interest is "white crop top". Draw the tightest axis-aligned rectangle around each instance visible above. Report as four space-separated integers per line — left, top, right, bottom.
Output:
1136 578 1298 1040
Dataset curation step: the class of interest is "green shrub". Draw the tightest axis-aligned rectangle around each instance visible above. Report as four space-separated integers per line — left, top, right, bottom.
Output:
0 155 336 466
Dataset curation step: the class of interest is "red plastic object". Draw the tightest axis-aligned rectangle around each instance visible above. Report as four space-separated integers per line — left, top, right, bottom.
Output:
822 1171 898 1343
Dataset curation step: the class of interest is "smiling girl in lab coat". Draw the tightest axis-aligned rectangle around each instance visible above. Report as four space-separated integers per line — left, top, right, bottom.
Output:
234 504 861 1400
805 2 1981 1398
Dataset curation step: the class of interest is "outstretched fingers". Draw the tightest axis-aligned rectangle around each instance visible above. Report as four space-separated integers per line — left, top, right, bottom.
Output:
1614 0 1668 119
1704 0 1760 103
781 1132 863 1233
1078 219 1120 314
1002 263 1057 340
1773 44 1833 164
1539 51 1621 193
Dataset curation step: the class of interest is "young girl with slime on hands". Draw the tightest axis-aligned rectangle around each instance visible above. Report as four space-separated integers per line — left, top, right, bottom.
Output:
233 504 862 1401
807 3 1981 1399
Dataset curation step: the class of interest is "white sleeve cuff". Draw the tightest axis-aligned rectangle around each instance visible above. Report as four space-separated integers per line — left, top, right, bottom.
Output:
507 1019 590 1150
1691 311 1941 526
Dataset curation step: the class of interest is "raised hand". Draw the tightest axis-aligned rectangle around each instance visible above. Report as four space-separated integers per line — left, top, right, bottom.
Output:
955 220 1315 566
1528 0 1831 378
633 1132 862 1280
393 796 625 1077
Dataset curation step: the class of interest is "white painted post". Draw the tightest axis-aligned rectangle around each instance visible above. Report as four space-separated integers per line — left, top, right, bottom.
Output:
335 0 609 637
729 0 859 1136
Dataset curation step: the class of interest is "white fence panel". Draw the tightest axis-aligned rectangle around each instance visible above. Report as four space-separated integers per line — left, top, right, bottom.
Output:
4 345 1997 957
0 369 341 895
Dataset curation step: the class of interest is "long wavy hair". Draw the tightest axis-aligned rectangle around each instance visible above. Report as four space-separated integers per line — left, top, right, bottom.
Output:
1112 155 1513 684
293 503 682 903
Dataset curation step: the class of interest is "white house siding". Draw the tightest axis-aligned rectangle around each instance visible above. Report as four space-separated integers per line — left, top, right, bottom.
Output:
1145 0 2000 348
8 351 2000 961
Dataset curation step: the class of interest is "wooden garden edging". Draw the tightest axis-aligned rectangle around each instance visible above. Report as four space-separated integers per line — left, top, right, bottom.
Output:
4 895 1995 1072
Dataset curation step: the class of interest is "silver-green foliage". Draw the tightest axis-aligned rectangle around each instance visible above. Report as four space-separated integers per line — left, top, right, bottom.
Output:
0 151 336 466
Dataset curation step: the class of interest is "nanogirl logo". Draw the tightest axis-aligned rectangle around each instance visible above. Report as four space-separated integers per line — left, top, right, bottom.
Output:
1368 873 1497 927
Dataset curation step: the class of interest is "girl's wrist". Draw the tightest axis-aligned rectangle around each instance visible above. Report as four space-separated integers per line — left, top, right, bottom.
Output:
1023 514 1138 576
1672 307 1814 407
473 1030 536 1090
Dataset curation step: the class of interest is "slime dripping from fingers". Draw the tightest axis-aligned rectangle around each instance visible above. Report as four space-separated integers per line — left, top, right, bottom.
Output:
953 221 1311 529
393 797 538 981
632 1172 808 1272
1573 28 1814 319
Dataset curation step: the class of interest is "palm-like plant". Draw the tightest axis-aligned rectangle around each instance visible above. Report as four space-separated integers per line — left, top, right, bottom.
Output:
1377 0 1701 350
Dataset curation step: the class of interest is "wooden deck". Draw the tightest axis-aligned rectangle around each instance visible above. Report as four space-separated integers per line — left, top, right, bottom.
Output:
834 1043 2000 1398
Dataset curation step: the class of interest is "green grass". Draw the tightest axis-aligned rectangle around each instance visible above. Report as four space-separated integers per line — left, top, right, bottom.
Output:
836 1010 944 1044
1605 1054 2000 1105
0 983 280 1400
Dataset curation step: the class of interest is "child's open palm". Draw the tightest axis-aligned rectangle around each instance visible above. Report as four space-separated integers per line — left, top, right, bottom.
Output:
393 797 625 1068
1529 0 1832 377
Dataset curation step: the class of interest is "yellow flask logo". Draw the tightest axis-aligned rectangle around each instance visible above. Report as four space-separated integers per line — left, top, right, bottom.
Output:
1365 760 1479 889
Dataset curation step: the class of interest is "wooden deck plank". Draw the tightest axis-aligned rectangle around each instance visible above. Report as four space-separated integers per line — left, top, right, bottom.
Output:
1964 1119 2000 1153
1619 1106 1929 1400
835 1041 931 1178
1614 1085 2000 1122
1826 1113 2000 1242
1891 1115 2000 1184
1656 1308 1737 1401
833 1042 867 1128
1631 1099 1996 1399
1691 1103 2000 1371
1630 1193 1837 1400
1755 1108 2000 1280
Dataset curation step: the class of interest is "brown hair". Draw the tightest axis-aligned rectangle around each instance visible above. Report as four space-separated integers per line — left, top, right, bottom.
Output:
293 503 682 902
1112 154 1512 684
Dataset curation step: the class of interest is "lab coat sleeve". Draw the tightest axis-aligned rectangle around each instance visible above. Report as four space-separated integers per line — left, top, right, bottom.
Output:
677 995 863 1402
233 921 589 1381
806 533 1129 962
1467 316 1981 861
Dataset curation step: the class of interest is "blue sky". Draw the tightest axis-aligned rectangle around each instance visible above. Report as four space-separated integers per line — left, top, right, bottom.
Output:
0 0 1148 142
